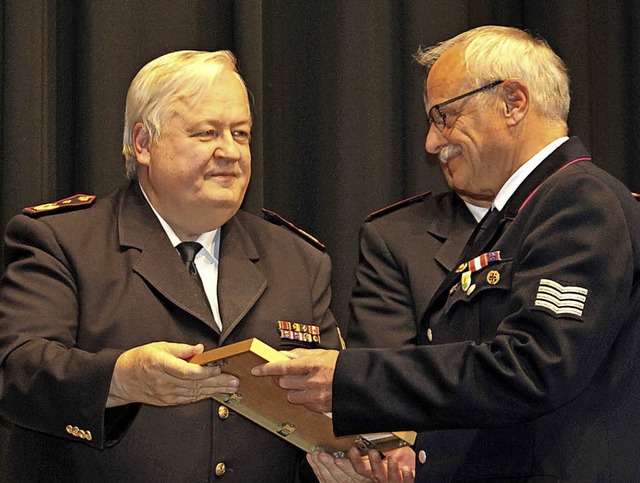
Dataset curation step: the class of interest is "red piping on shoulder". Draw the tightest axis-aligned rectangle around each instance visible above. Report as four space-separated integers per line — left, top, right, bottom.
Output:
517 157 592 214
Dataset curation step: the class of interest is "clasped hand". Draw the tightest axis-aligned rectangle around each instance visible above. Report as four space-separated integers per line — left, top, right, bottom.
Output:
107 341 239 407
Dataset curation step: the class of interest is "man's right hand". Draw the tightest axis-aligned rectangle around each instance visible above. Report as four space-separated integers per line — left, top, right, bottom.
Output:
106 342 239 407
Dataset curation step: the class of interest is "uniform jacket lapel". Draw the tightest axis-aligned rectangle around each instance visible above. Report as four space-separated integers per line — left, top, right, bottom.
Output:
431 222 473 274
430 195 478 274
118 182 218 332
414 195 477 322
217 215 267 341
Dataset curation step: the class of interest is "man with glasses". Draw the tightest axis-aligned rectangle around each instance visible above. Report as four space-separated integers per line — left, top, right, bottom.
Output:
254 25 640 481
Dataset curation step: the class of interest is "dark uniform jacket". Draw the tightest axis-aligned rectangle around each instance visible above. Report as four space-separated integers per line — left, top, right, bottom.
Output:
347 192 477 348
0 181 341 482
332 137 640 481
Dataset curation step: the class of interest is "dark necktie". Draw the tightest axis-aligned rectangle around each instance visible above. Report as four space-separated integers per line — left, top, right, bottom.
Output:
176 241 205 287
472 208 503 252
176 242 218 326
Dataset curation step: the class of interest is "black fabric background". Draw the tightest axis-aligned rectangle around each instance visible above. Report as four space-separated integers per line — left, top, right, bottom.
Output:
2 0 639 328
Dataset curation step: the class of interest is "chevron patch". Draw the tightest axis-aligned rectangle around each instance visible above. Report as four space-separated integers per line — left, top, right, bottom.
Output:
534 279 588 317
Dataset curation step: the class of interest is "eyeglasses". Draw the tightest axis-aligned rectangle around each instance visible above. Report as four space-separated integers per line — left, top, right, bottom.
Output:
428 80 504 132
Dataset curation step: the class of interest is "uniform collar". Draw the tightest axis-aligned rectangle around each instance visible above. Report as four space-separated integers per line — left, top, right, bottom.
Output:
502 136 591 220
493 137 569 212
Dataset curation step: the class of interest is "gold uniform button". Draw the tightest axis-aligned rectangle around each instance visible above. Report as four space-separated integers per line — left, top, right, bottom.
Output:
426 328 433 342
418 450 427 464
215 462 226 476
218 406 229 420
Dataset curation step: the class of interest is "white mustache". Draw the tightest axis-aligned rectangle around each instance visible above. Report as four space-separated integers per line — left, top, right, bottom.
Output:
439 145 462 164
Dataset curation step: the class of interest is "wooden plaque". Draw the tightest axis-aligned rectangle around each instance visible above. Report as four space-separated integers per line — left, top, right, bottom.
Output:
189 338 416 456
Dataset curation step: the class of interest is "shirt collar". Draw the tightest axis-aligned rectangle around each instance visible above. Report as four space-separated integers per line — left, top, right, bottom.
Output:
463 200 489 222
493 136 569 212
138 183 219 262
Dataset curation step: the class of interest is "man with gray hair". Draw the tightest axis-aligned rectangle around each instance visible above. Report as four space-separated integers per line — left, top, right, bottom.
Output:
0 50 341 481
254 26 640 481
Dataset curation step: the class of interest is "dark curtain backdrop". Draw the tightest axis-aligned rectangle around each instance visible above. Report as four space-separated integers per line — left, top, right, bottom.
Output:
1 0 639 327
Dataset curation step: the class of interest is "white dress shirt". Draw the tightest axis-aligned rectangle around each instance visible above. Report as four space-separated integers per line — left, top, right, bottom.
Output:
464 201 490 223
140 185 223 330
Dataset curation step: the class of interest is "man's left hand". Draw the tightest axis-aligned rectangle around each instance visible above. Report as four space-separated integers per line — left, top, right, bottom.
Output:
251 348 339 413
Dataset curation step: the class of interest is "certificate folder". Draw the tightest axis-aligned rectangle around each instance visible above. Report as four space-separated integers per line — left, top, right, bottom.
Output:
189 338 416 456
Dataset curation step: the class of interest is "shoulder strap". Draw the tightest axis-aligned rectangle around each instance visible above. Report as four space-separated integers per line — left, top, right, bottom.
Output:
261 208 326 252
23 194 97 218
365 191 432 222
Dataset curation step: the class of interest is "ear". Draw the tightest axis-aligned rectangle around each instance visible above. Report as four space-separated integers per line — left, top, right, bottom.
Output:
501 79 529 126
132 122 151 167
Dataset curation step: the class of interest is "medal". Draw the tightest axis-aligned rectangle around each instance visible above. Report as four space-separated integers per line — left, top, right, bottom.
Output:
461 271 471 291
487 270 500 285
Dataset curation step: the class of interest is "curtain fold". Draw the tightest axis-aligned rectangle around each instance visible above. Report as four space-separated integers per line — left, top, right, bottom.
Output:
2 0 639 325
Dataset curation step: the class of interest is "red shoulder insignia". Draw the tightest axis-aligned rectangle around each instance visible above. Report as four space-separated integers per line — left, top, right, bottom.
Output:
632 192 640 201
261 208 326 252
365 191 432 222
23 194 97 217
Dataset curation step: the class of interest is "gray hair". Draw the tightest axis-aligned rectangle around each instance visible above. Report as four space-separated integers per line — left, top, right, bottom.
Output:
122 50 248 179
416 26 570 129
